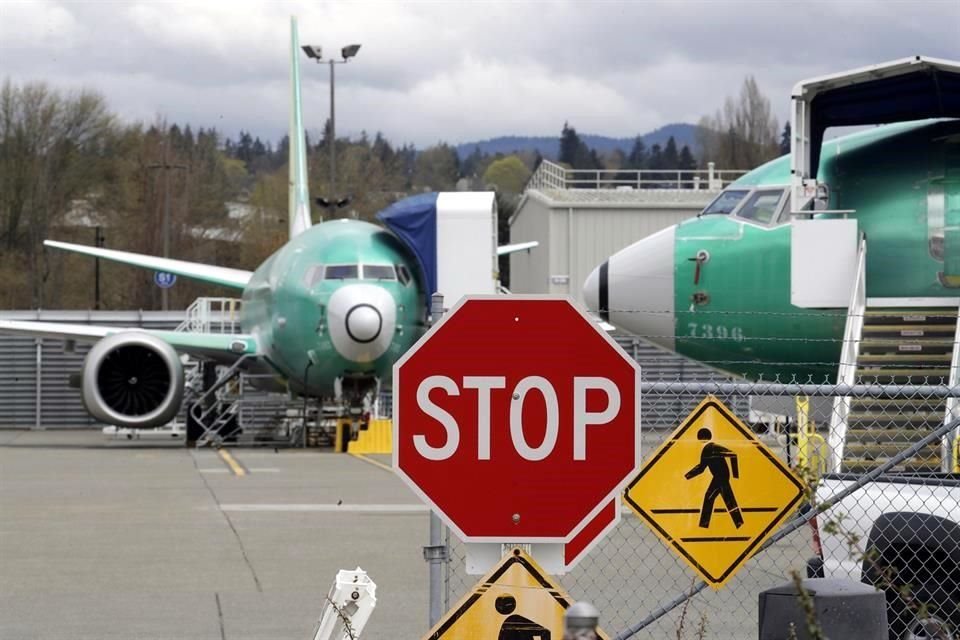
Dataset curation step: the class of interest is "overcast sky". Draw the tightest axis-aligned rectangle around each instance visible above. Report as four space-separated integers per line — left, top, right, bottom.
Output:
1 1 958 147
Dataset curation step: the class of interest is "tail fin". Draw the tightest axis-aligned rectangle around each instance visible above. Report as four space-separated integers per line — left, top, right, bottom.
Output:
288 16 312 239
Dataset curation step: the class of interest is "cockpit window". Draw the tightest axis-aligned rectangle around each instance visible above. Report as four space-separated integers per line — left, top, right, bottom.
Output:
362 264 396 281
304 265 324 287
396 264 412 286
324 264 359 280
701 190 749 215
735 189 787 225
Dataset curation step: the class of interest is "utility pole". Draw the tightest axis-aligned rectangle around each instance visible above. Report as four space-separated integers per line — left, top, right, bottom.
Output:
94 226 103 310
147 135 187 311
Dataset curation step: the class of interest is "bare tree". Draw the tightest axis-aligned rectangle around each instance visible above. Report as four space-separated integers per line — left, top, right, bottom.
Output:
697 75 780 170
0 79 114 307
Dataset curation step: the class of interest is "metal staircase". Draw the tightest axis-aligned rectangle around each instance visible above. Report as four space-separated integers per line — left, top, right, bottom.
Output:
841 306 957 472
829 235 960 473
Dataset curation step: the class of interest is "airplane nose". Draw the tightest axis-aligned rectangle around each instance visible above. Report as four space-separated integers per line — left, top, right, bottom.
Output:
326 284 396 363
583 261 608 320
582 225 676 350
345 304 382 343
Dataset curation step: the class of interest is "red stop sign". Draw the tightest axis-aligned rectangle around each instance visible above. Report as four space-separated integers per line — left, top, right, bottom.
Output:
393 297 641 543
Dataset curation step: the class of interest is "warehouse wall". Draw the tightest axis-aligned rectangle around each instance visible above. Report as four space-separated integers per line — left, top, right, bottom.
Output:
509 191 708 305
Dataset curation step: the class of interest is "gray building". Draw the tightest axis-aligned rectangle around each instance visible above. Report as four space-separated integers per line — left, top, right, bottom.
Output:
508 160 743 305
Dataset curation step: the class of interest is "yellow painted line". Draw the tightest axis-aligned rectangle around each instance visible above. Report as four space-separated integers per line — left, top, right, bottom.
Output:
218 448 247 477
349 452 393 473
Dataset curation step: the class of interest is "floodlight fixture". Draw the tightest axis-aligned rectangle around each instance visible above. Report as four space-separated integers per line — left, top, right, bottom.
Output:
341 44 361 60
302 45 323 60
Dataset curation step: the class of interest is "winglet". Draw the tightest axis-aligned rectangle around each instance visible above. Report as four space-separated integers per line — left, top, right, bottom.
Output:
289 16 312 239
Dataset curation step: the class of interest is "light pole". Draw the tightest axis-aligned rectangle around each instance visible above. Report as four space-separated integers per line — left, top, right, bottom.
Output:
301 42 361 203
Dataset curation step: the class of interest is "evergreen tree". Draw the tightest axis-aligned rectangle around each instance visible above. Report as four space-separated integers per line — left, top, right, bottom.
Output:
558 122 581 167
678 145 697 170
780 121 791 156
627 137 648 169
460 145 485 177
662 136 680 170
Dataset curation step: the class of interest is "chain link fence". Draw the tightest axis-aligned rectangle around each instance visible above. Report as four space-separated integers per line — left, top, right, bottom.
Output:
431 373 960 639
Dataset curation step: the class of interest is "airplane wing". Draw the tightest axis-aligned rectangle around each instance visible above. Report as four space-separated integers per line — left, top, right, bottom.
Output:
44 240 253 290
0 321 259 360
497 241 539 256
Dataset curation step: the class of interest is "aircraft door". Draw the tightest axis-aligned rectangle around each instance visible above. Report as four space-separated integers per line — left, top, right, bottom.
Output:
933 141 960 287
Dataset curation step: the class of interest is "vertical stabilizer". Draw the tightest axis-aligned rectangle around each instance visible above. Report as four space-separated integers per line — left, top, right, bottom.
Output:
288 17 312 239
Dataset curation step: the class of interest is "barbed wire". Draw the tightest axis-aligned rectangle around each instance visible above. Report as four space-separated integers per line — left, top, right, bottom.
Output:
594 307 955 319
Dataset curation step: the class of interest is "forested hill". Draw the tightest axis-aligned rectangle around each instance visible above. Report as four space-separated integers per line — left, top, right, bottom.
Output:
455 123 699 160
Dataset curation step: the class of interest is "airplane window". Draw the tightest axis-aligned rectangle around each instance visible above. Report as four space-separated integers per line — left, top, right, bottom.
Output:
324 264 359 280
396 264 411 286
362 264 396 281
735 189 786 224
304 265 324 286
701 190 749 215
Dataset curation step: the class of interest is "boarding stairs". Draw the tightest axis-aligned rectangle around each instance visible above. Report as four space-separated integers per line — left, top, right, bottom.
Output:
174 298 295 448
829 237 960 473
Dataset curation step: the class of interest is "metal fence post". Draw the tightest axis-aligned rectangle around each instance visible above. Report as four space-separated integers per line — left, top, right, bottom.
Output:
565 601 600 640
424 292 448 628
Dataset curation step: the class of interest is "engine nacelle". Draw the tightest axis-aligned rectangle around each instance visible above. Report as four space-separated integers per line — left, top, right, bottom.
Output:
81 332 185 428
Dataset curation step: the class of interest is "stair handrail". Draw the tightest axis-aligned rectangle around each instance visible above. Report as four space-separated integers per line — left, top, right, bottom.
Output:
828 232 867 473
944 301 960 472
191 354 253 448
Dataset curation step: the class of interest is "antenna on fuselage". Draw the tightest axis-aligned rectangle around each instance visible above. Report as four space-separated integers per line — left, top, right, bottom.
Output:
288 17 313 239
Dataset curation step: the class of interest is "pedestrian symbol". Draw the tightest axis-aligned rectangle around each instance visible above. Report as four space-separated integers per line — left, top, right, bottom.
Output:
624 396 805 587
685 428 743 529
423 548 608 639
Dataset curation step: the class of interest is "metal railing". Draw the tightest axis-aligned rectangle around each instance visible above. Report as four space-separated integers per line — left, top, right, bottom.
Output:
525 159 748 192
176 297 243 335
827 232 867 472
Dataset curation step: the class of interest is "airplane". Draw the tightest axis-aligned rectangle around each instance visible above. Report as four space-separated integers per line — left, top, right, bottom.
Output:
0 18 524 434
583 116 960 383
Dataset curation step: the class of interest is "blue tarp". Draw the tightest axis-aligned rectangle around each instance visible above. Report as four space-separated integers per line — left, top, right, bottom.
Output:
376 192 438 299
809 64 960 178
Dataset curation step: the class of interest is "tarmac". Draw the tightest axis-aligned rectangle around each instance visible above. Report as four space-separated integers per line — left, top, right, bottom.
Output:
0 430 427 640
0 430 813 639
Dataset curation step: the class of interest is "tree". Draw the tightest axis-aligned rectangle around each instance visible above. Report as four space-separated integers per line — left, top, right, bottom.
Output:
679 145 697 170
412 143 459 191
558 122 581 167
697 75 780 169
627 137 648 169
779 121 791 156
460 145 486 179
0 80 115 306
662 136 680 170
482 155 531 194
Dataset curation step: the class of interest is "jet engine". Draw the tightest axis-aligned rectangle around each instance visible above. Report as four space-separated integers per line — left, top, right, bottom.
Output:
80 332 185 428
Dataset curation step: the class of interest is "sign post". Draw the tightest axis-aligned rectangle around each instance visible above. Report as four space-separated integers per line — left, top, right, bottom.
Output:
395 295 641 574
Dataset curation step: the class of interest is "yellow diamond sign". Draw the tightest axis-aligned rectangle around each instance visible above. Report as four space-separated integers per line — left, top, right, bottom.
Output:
424 547 609 639
624 396 805 587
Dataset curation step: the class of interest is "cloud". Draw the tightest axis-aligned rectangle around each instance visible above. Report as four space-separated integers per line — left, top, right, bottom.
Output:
1 0 957 146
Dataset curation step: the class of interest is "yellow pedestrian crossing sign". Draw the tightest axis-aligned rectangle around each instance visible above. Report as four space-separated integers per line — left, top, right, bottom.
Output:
624 396 805 587
424 547 609 639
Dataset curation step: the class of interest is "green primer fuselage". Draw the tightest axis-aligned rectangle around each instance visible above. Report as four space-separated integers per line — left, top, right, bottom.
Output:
240 219 426 396
672 119 960 380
